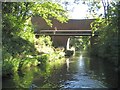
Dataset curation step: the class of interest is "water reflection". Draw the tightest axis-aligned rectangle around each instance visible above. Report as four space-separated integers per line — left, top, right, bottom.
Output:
2 52 118 89
79 55 84 67
63 54 106 88
89 57 118 87
78 55 86 74
66 58 69 72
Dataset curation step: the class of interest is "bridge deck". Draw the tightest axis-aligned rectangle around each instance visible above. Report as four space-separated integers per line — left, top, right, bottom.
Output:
35 30 92 36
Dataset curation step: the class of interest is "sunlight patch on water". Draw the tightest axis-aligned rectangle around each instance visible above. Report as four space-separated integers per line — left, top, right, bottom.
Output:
79 55 84 67
77 54 86 73
66 58 70 72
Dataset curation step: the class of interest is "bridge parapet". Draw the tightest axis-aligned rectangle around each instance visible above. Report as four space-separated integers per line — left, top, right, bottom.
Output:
31 16 95 31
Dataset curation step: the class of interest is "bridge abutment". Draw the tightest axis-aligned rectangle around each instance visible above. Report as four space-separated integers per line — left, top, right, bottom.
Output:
51 36 69 49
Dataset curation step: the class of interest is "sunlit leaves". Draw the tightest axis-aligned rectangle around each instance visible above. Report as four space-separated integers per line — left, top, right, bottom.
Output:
32 2 68 26
2 1 68 77
91 18 106 36
3 2 68 33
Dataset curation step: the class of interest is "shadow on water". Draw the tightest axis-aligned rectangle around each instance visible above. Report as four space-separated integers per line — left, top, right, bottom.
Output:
88 57 118 88
2 51 118 89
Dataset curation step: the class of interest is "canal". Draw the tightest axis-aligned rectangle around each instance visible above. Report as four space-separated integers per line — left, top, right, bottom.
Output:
2 51 118 89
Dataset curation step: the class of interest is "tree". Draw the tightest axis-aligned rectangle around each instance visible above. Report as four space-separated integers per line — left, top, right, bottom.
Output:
2 2 68 36
2 1 68 76
90 1 119 66
2 2 68 55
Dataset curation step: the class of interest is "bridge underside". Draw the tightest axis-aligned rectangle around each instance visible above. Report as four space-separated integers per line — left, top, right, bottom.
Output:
35 29 92 49
35 30 92 36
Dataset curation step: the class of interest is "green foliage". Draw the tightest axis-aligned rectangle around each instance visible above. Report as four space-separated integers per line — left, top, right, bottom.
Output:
2 57 20 75
90 2 119 66
2 2 68 41
11 58 65 88
32 2 68 26
70 37 83 50
2 2 68 76
20 58 40 70
38 54 50 63
37 35 52 46
13 68 39 88
70 36 90 51
35 36 55 55
3 35 36 58
37 47 65 64
84 1 102 18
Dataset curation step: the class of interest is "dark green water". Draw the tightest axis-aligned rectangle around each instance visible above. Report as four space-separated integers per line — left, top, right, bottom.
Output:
2 51 118 89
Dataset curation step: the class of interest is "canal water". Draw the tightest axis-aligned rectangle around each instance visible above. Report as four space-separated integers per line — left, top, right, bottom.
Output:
2 51 118 89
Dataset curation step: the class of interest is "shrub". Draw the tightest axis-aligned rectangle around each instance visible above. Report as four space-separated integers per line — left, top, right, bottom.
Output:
2 57 20 76
20 57 40 70
38 54 50 63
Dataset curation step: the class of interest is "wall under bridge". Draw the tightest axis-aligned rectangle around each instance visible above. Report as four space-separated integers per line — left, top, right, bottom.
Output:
51 36 69 49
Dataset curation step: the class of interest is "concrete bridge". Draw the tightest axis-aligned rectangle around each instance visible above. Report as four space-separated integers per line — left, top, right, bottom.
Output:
31 17 95 50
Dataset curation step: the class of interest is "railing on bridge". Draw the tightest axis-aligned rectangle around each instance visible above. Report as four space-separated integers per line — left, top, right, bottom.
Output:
35 30 92 36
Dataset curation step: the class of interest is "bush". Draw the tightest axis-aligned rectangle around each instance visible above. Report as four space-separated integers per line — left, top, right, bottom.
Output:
20 57 40 70
3 57 20 76
38 54 50 63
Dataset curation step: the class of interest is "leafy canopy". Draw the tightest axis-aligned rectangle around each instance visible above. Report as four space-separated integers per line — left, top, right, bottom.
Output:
2 2 68 36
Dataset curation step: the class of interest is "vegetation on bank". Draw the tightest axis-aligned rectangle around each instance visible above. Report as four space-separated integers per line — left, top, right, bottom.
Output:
70 36 91 51
2 2 68 76
8 58 66 88
90 2 119 66
70 1 119 66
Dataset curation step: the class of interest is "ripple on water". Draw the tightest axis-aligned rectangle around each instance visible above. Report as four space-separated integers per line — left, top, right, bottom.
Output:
62 74 107 88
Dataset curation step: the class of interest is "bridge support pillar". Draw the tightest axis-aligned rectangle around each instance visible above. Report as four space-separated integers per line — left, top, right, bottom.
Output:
66 38 70 50
90 35 98 48
51 36 75 56
90 36 93 48
51 36 69 49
